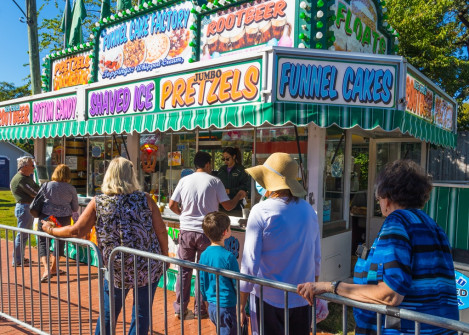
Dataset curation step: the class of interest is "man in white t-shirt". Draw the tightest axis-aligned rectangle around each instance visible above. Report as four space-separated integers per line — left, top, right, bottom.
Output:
169 151 247 319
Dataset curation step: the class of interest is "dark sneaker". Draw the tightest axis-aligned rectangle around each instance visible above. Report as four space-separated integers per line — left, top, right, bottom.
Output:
194 311 209 319
175 309 189 319
12 258 30 267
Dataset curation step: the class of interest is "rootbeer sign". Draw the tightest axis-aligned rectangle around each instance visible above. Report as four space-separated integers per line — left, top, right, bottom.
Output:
277 57 396 108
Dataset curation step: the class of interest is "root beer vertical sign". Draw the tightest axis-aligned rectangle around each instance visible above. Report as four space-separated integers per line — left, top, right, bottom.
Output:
52 51 93 91
200 0 295 60
0 103 30 127
158 60 261 111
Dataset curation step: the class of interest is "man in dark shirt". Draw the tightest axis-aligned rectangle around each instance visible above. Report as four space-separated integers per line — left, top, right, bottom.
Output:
10 156 40 266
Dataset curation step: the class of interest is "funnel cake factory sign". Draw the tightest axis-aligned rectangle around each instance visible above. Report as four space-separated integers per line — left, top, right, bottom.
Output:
276 57 396 108
0 103 30 127
158 60 261 111
98 2 194 82
200 0 295 60
331 0 388 54
51 51 92 91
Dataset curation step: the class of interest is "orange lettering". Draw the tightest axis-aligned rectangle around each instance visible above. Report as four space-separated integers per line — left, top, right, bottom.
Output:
198 79 207 105
219 70 233 103
185 76 196 107
263 2 275 20
160 80 173 109
242 65 259 101
172 78 186 108
231 70 243 102
245 8 256 25
272 0 287 18
207 77 221 105
254 4 266 22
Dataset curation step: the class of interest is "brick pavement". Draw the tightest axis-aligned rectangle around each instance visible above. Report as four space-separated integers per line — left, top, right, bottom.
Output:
0 239 334 335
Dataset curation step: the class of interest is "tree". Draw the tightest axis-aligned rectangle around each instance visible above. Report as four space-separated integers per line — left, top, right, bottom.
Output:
387 0 469 104
0 82 31 102
457 103 469 131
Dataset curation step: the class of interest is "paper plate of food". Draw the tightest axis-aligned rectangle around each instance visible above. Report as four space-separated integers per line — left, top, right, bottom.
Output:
145 33 170 63
98 48 123 74
123 39 147 68
168 28 190 58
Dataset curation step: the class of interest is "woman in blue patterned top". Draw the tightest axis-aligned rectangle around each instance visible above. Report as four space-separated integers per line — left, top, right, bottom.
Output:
298 160 459 334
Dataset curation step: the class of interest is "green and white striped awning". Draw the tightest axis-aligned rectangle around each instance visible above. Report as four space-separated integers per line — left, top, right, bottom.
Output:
0 102 456 147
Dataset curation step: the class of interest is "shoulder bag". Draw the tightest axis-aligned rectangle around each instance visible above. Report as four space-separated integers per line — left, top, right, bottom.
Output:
30 182 47 218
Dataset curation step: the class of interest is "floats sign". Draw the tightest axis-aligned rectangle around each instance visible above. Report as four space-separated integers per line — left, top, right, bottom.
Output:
277 58 396 108
331 0 388 54
158 61 261 110
200 0 295 60
98 2 194 82
0 103 30 127
88 80 155 118
32 96 78 124
405 73 454 130
52 51 92 91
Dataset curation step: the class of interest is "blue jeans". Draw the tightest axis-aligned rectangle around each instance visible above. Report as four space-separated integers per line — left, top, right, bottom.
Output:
95 278 159 335
208 303 237 335
13 203 33 265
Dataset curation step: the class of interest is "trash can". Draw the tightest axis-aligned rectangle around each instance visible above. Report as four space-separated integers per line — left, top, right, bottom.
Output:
454 262 469 322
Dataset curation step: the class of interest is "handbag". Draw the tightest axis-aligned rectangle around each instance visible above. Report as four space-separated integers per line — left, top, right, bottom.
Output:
30 183 47 218
241 318 249 335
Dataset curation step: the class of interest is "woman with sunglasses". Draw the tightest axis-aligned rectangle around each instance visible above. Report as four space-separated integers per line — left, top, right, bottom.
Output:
217 147 251 211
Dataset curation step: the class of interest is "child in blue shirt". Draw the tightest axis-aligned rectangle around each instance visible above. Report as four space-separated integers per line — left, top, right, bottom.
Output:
200 212 244 335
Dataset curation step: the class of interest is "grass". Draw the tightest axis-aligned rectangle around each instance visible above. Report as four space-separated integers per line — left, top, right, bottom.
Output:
0 188 37 246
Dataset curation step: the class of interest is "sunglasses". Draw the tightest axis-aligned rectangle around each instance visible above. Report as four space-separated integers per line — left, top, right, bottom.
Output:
223 157 231 161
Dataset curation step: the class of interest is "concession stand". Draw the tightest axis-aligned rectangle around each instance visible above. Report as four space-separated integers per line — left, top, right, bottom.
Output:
0 0 458 286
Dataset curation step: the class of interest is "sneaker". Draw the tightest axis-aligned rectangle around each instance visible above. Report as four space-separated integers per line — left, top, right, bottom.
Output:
12 258 30 267
194 311 209 319
175 309 189 320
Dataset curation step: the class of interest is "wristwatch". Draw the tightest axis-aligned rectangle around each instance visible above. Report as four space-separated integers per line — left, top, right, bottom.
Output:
330 280 341 295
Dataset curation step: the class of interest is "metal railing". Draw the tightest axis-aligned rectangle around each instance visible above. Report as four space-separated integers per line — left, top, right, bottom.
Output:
1 224 469 335
109 246 469 335
0 224 105 335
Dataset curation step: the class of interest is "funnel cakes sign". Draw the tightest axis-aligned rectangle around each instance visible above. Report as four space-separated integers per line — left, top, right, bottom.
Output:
331 0 388 54
98 2 194 82
200 0 295 60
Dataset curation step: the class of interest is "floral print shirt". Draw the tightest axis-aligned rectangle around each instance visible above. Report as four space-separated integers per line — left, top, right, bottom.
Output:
95 191 163 289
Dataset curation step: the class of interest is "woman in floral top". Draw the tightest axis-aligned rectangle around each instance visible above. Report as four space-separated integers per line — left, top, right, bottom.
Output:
42 157 169 335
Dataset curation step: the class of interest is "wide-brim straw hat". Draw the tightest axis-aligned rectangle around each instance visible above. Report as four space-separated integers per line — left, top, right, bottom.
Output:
245 152 306 198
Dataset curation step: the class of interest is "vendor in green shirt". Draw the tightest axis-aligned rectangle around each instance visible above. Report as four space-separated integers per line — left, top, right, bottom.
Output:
217 147 251 211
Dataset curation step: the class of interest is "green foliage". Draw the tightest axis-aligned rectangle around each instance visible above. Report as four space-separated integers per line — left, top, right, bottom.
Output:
9 140 34 155
317 302 356 334
0 82 31 102
387 0 469 105
457 103 469 131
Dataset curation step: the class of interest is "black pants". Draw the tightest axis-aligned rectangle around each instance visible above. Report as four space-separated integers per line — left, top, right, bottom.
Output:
255 296 311 335
38 215 71 258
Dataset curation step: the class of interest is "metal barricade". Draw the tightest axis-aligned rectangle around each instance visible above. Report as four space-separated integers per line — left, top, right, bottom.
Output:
0 224 105 335
109 246 469 335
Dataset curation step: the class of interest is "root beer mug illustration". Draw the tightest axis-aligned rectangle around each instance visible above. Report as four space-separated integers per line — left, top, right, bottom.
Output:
258 21 273 44
218 35 231 52
245 25 259 46
230 28 246 50
207 35 220 55
272 19 290 40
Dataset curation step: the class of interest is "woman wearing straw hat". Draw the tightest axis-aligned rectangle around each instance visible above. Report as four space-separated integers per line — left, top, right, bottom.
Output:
239 152 321 335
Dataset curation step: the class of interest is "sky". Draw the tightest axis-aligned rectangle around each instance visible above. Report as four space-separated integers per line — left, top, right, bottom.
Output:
0 1 61 87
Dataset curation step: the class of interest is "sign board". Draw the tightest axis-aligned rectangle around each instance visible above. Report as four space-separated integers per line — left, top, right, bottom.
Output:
158 60 262 111
0 103 30 127
51 50 93 91
456 271 469 310
406 73 455 130
330 0 388 54
88 80 156 118
32 95 78 124
276 57 396 108
200 0 295 60
98 2 195 82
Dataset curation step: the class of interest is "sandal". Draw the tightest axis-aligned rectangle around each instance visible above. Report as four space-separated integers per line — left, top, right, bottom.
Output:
40 274 51 283
51 270 66 277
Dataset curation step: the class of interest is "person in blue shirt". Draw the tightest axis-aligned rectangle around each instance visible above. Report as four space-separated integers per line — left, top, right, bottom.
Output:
200 212 245 335
298 159 459 334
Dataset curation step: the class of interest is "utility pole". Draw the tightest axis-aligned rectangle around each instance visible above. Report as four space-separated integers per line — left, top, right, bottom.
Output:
26 0 41 95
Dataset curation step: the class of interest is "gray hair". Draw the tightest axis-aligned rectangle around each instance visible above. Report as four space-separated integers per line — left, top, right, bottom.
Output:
17 156 33 171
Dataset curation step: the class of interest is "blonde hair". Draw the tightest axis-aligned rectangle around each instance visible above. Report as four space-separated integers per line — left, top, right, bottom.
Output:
101 157 140 195
51 164 71 182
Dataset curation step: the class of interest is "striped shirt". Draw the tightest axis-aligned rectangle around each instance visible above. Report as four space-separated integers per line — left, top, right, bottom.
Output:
353 209 458 334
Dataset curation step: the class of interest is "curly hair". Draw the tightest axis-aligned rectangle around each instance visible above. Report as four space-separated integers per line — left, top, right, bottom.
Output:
375 160 432 209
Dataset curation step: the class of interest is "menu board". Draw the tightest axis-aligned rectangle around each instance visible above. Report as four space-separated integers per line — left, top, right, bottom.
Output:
330 0 388 54
434 94 454 130
199 0 295 60
51 50 93 91
98 2 195 82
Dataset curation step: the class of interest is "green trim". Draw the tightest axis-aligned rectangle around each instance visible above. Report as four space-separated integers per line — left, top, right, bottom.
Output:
0 102 455 147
